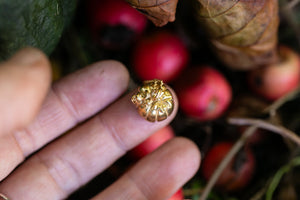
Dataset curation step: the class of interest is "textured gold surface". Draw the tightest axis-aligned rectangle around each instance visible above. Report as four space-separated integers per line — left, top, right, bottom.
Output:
131 79 174 122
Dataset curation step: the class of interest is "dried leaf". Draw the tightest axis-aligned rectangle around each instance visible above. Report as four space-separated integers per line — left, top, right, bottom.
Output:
194 0 280 70
126 0 178 27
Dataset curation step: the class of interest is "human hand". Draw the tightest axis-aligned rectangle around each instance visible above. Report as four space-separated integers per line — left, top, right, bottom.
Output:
0 48 200 200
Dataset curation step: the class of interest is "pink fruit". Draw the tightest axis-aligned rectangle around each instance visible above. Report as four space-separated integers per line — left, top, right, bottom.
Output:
248 45 300 101
174 66 232 121
201 142 255 192
131 31 189 83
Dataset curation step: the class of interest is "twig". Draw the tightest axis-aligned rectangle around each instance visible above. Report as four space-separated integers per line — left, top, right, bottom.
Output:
280 0 300 48
199 117 300 199
249 183 269 200
228 118 300 146
198 55 300 200
285 0 300 10
263 86 300 117
199 126 258 200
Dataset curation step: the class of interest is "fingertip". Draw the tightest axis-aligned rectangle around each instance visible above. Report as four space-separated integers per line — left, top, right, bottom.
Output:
168 137 202 176
0 47 52 133
95 60 130 92
12 47 52 121
108 137 201 200
97 60 130 77
92 60 129 77
145 137 201 199
157 137 201 182
7 47 52 87
8 47 51 70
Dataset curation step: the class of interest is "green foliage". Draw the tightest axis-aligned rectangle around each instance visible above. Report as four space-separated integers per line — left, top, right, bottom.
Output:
183 179 239 200
0 0 78 60
265 156 300 200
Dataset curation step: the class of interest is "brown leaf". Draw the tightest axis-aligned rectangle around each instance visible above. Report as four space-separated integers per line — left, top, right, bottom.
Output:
194 0 280 70
126 0 178 27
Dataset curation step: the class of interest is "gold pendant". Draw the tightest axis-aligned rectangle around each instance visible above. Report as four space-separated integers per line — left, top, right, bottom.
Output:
131 79 174 122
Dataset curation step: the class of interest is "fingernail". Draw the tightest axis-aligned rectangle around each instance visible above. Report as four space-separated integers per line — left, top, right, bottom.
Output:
8 47 46 66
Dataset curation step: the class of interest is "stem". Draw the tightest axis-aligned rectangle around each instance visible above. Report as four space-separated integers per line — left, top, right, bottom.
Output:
183 188 202 196
198 51 300 200
199 126 258 200
228 118 300 146
249 183 269 200
280 0 300 48
285 0 300 10
263 86 300 117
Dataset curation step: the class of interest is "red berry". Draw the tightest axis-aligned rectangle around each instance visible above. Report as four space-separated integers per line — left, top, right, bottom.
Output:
129 125 175 159
247 45 300 101
131 31 189 83
87 0 147 49
201 142 255 192
174 66 232 121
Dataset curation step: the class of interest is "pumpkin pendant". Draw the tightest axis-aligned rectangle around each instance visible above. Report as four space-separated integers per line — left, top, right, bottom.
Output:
131 79 174 122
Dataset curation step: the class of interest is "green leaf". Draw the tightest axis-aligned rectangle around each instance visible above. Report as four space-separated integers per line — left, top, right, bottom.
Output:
0 0 78 61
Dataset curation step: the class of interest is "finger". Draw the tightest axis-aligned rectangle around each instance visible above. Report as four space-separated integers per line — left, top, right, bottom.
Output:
0 86 179 199
0 60 129 180
93 137 201 200
0 47 51 134
15 60 130 156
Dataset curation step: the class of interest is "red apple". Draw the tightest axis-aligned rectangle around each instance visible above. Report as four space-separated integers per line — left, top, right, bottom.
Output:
247 45 300 101
201 142 255 192
131 31 189 83
174 66 232 121
129 125 175 159
168 188 184 200
87 0 148 49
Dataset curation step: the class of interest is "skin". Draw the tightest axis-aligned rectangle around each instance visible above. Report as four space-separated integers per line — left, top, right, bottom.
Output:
0 48 200 200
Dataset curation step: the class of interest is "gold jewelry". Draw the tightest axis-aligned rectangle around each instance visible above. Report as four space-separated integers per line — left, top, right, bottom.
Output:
0 193 9 200
131 79 174 122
